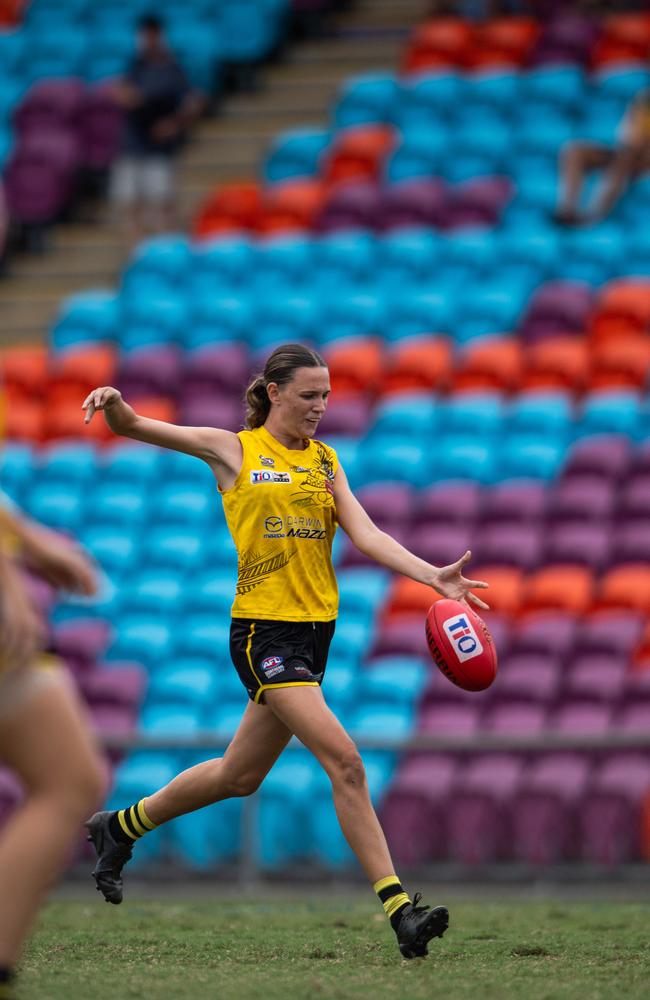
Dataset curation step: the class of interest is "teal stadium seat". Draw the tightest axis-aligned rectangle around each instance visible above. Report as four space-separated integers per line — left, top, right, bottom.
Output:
334 73 399 129
434 437 497 485
121 293 186 351
0 444 35 507
185 293 254 351
122 570 184 616
439 392 504 440
174 615 231 662
508 392 574 439
378 228 442 287
317 294 381 348
51 291 119 352
368 393 438 441
315 230 377 293
396 73 464 130
142 527 203 572
337 567 390 618
256 234 315 289
100 442 161 487
381 290 454 344
357 439 429 489
264 128 330 183
360 657 428 708
88 484 148 529
252 292 318 353
190 237 255 296
217 0 289 65
384 129 446 183
258 752 319 868
498 436 565 482
123 236 192 299
520 65 586 117
84 26 135 82
148 661 219 709
106 615 175 669
80 526 140 576
185 569 234 618
26 27 86 83
106 751 179 865
560 223 625 286
140 704 203 735
38 442 98 488
157 484 213 528
26 482 84 531
577 392 641 440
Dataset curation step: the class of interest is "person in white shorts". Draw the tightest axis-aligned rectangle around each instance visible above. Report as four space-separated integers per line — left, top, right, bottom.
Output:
109 14 203 245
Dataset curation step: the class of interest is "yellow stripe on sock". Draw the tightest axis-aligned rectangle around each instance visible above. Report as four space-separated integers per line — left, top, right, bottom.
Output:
373 875 400 895
137 798 157 831
117 809 138 840
385 892 410 918
128 805 147 838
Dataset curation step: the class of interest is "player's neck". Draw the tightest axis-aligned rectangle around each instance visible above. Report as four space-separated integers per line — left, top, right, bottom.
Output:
262 420 308 452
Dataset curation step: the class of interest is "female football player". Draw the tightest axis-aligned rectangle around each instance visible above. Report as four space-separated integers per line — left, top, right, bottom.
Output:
83 342 489 959
0 500 104 997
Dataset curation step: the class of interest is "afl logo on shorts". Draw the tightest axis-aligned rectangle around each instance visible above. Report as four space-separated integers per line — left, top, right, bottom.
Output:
250 471 292 484
442 613 483 663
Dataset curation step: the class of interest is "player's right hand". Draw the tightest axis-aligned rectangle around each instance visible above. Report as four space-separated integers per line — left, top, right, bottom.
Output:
82 386 122 425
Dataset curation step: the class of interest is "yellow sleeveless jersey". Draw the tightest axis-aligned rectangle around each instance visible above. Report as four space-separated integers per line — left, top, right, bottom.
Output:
220 425 339 622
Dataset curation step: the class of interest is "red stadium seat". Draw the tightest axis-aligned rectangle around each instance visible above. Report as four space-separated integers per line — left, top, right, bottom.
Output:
49 345 118 398
324 126 396 185
521 565 595 616
381 337 452 395
596 565 650 615
590 281 650 342
382 576 442 620
403 18 474 73
467 565 524 617
523 336 590 392
193 182 263 238
592 13 650 67
4 395 44 443
471 17 541 68
451 338 523 393
323 338 384 395
590 336 650 392
259 179 326 234
1 344 48 396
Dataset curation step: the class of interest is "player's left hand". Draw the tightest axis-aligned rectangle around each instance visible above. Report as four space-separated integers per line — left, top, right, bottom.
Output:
432 550 490 612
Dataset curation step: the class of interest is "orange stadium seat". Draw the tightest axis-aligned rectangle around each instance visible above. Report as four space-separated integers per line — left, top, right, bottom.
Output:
451 338 523 393
471 17 541 69
592 13 650 67
1 344 48 396
590 336 650 391
590 281 650 341
596 565 650 615
259 179 327 234
49 345 118 398
44 400 112 444
523 337 590 392
381 337 452 395
324 337 384 395
193 182 263 238
521 565 595 616
324 126 396 185
4 397 44 443
403 18 474 73
382 576 442 620
467 565 524 616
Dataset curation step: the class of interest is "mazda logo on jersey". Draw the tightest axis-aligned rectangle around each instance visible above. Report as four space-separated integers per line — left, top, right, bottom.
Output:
250 471 292 484
265 517 283 532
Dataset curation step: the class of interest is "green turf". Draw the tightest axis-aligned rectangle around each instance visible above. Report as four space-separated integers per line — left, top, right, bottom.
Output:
19 897 650 999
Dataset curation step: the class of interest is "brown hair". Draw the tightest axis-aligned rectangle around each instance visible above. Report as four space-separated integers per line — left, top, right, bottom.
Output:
244 343 327 430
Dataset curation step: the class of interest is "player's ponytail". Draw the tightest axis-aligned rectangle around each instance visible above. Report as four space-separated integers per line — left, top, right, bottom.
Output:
244 343 327 429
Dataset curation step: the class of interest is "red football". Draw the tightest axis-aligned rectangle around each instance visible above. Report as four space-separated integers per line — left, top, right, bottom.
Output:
425 599 497 692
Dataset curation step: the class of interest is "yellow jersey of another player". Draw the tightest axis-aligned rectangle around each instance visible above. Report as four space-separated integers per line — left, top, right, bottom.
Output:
220 425 339 622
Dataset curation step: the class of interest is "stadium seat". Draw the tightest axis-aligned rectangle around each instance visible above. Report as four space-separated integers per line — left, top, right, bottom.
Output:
596 566 650 614
260 179 327 234
512 753 592 864
264 128 330 184
324 125 395 185
562 435 632 483
577 391 641 440
368 392 437 441
480 480 547 527
546 477 616 525
333 74 399 129
417 480 482 528
590 337 650 392
590 280 650 341
403 18 474 74
380 755 460 864
446 755 525 864
472 523 542 571
521 566 594 616
322 336 383 395
523 336 590 393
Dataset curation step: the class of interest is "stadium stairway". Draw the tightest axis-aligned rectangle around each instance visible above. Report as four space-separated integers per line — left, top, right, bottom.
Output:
0 0 429 349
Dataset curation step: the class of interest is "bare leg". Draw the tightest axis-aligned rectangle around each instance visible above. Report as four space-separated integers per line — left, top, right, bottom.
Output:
556 142 613 220
265 686 394 884
143 700 292 825
0 671 104 967
588 145 646 220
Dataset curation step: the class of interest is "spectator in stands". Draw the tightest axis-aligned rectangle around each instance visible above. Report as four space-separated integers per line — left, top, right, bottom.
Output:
0 493 104 998
109 14 204 245
554 86 650 225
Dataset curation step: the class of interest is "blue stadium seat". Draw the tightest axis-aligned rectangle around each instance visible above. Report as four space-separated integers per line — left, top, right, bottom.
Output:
559 223 625 286
438 393 503 439
185 569 234 618
508 392 574 438
84 25 134 82
382 290 454 343
105 615 175 668
156 448 217 488
142 527 203 572
360 657 428 708
452 120 511 164
514 117 576 159
384 130 446 183
454 280 530 344
447 228 495 279
26 27 86 82
356 439 428 489
99 442 161 487
591 66 649 107
337 567 390 618
207 701 247 737
106 751 179 865
148 660 219 708
0 124 13 171
497 436 565 481
497 224 560 286
80 526 140 576
185 293 254 351
577 392 641 440
323 661 357 718
217 0 287 64
51 291 119 352
166 22 221 92
174 615 231 661
122 569 184 616
190 237 255 296
378 228 443 288
623 224 650 276
256 234 315 289
123 236 192 299
464 71 521 116
157 484 213 528
0 444 35 506
37 442 98 488
520 65 586 117
396 73 464 129
140 704 203 734
317 296 381 347
368 393 438 441
87 484 147 529
0 32 27 78
577 105 623 146
330 617 373 661
264 128 330 183
25 482 84 531
314 230 377 292
433 436 497 485
121 294 186 351
167 796 242 868
334 73 399 128
442 150 502 185
258 753 319 868
252 293 318 353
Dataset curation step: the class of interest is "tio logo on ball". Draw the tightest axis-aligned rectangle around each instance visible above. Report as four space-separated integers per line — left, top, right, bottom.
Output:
442 612 483 662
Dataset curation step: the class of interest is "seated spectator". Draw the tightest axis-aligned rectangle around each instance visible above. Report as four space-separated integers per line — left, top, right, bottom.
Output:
554 85 650 225
109 14 204 246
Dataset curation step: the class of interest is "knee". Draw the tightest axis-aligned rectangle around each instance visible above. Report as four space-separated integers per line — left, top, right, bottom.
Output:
221 769 263 798
330 743 366 791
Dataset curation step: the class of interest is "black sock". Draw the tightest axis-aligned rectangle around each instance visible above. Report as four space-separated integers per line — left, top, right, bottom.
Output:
108 799 157 844
0 968 14 998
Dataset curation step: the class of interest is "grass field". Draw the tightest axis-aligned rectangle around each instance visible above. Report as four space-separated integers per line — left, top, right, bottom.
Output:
19 895 650 999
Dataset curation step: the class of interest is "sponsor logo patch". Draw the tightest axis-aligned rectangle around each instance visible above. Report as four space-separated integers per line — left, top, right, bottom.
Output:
263 516 285 538
260 655 285 679
250 471 292 484
294 665 312 677
442 613 483 663
259 455 275 467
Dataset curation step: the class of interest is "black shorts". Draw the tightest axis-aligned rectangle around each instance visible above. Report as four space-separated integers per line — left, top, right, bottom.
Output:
230 618 336 704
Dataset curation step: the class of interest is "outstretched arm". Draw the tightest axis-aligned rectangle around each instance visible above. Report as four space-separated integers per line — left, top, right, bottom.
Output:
82 386 243 480
333 465 489 611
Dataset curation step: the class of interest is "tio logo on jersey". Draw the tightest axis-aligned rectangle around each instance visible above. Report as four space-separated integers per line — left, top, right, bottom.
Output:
442 613 483 662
